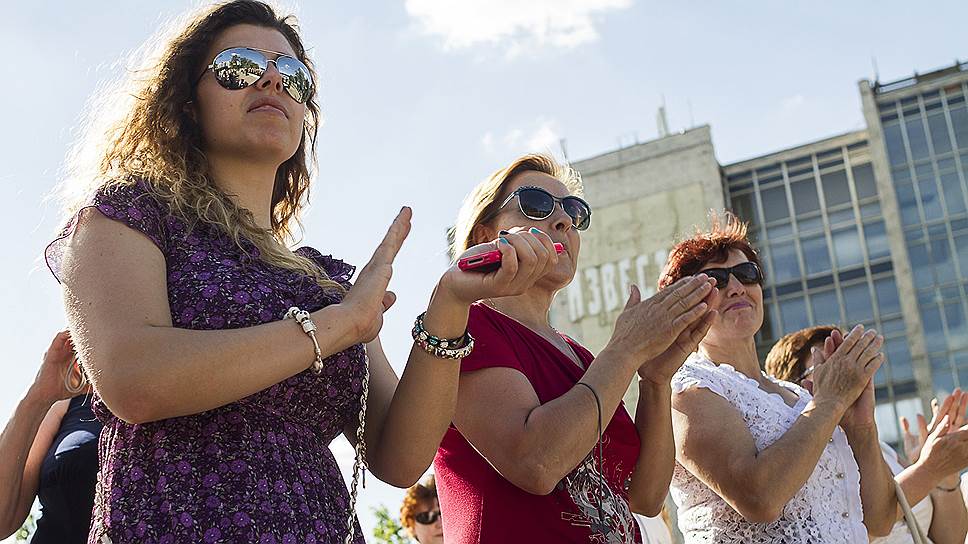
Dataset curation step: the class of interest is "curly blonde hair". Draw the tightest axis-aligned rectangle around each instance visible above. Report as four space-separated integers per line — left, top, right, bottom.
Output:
400 474 437 536
58 0 342 291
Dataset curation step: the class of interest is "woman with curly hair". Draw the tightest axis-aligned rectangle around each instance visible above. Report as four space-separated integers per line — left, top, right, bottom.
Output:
400 475 442 544
46 2 553 542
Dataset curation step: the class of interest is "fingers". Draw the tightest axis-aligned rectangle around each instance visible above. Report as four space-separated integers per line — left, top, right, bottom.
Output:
823 336 835 358
830 328 845 349
663 275 714 317
957 390 968 428
835 324 866 356
845 327 878 360
900 416 911 435
489 236 519 284
369 207 413 266
382 291 397 312
625 284 642 310
500 230 540 285
917 413 930 442
858 334 884 368
930 414 952 440
671 299 709 330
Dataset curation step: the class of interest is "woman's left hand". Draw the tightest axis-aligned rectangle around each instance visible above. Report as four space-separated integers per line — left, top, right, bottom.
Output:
813 328 882 431
902 389 968 468
637 281 719 384
30 330 77 404
438 227 560 305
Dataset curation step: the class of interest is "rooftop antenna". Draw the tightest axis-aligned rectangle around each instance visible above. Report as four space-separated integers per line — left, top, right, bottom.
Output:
559 138 569 162
657 95 670 138
871 56 880 83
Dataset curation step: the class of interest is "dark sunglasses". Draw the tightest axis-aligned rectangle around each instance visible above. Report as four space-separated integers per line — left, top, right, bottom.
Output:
491 186 592 231
197 47 314 104
700 262 763 289
415 510 441 525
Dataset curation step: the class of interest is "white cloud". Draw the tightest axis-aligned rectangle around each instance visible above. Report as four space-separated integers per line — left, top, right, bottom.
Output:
482 118 563 156
405 0 632 55
780 94 805 113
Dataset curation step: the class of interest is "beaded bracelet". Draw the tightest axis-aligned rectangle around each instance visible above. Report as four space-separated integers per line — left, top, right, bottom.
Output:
285 307 324 373
412 312 474 359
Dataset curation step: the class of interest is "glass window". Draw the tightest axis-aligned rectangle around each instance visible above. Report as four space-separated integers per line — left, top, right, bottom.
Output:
852 164 878 200
907 241 935 286
881 317 906 334
955 232 968 276
810 289 841 325
779 296 809 333
767 223 793 239
822 170 852 207
921 304 948 353
864 221 890 260
884 122 907 166
885 337 914 381
790 179 820 215
827 207 855 225
941 172 966 215
860 202 882 219
760 186 790 223
932 238 956 284
843 282 875 324
800 234 832 275
769 243 801 284
798 215 823 233
950 106 968 150
832 227 864 268
945 302 968 350
928 111 952 154
874 277 901 315
919 178 944 221
906 116 930 161
729 192 759 225
895 182 921 226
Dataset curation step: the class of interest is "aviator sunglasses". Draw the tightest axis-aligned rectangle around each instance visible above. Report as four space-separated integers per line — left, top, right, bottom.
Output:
490 186 592 231
197 47 314 104
700 261 764 289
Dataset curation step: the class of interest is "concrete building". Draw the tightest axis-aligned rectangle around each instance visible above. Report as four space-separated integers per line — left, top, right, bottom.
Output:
550 60 968 446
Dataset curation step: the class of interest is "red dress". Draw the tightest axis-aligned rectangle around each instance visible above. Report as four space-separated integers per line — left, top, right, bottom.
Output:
434 303 643 543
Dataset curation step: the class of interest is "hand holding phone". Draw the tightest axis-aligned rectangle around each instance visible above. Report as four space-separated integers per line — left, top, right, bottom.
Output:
458 242 565 272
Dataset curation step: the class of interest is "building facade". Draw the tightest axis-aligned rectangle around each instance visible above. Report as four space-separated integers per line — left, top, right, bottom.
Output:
549 60 968 445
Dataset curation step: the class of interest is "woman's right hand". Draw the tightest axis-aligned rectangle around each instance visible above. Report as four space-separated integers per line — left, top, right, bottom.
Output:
604 275 716 368
806 325 883 413
29 330 76 404
337 207 412 344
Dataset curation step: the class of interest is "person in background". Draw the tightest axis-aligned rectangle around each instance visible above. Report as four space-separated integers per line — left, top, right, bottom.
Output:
400 475 443 544
0 330 100 543
766 324 968 543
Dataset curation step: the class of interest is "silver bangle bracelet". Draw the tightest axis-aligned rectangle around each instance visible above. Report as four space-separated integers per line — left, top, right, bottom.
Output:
285 307 324 373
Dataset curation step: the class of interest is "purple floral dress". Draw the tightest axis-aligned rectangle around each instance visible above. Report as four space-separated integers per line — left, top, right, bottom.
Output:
46 181 366 544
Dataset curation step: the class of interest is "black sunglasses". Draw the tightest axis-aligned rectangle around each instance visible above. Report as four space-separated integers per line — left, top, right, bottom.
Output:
415 510 441 525
491 186 592 231
700 262 763 289
197 47 314 104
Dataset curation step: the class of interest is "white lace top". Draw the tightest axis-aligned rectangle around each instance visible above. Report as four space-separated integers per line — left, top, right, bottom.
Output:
669 353 867 543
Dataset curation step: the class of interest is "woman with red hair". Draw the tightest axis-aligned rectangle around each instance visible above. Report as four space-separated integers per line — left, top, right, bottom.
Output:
662 213 897 542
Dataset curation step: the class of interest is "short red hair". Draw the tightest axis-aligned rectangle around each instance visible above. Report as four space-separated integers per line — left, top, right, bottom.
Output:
658 212 763 290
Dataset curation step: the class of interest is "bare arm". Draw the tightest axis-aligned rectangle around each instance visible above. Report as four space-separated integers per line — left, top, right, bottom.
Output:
351 228 573 487
453 276 715 496
672 387 846 522
0 331 76 537
62 208 407 424
843 424 895 537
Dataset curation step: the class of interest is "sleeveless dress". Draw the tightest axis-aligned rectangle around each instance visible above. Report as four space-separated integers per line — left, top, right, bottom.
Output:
46 181 366 544
669 353 867 543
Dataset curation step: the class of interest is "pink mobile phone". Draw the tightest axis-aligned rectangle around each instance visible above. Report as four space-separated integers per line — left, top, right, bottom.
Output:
458 242 565 273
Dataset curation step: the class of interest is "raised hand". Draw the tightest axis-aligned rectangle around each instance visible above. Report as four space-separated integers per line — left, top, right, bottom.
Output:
902 388 968 465
339 207 412 344
606 275 717 373
637 279 719 384
915 412 968 487
439 226 561 305
807 325 884 420
31 330 78 403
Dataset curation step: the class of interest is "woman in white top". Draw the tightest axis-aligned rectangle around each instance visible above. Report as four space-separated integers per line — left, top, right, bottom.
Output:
661 214 897 542
764 325 968 543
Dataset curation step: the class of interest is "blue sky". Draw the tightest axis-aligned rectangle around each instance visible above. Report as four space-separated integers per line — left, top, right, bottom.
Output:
1 0 965 539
